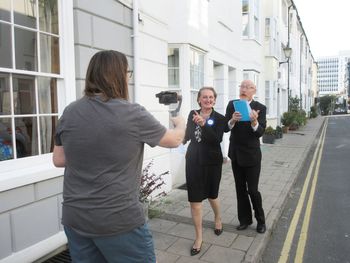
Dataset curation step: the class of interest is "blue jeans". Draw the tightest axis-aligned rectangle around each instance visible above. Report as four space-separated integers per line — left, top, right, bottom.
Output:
64 224 156 263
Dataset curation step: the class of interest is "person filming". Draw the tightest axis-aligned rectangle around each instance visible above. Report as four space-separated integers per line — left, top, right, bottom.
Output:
53 50 185 263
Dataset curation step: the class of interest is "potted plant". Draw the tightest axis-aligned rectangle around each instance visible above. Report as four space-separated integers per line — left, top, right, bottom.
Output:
140 160 168 220
262 126 275 144
275 125 283 139
282 125 289 133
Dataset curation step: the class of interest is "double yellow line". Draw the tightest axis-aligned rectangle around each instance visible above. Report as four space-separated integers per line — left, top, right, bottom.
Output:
278 118 328 263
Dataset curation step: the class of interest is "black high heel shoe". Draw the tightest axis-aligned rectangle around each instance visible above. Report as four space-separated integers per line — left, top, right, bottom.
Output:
190 241 203 256
214 227 223 236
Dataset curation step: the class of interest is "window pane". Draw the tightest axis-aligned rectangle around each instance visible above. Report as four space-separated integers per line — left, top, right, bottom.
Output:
15 117 38 158
0 73 11 115
0 23 12 68
14 0 37 28
242 0 249 13
190 69 194 89
191 91 198 110
242 14 249 36
0 118 13 161
39 0 58 34
13 75 36 114
0 0 11 22
168 69 179 86
168 48 179 67
40 115 57 154
15 27 38 71
40 33 60 73
38 77 57 113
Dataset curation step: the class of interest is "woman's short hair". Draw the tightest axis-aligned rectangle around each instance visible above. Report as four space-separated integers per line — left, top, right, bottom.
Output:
85 50 129 100
197 86 217 106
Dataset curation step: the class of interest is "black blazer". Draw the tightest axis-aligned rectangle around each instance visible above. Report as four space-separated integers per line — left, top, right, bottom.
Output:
184 109 227 165
225 100 266 167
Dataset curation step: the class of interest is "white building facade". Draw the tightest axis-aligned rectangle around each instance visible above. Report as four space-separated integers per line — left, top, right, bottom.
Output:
317 50 350 98
0 0 316 261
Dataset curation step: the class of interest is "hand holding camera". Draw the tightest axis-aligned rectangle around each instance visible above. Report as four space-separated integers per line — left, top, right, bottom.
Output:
155 91 182 117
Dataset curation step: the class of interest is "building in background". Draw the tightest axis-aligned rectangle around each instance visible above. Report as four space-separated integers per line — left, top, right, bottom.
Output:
317 57 339 95
317 50 350 112
0 0 317 261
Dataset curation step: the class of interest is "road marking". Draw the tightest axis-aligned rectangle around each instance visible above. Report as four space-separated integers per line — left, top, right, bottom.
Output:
278 120 328 263
335 144 345 149
294 119 328 262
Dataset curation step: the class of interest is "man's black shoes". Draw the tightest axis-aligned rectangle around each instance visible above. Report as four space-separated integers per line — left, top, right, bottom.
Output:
256 223 266 234
236 223 251 230
236 222 266 233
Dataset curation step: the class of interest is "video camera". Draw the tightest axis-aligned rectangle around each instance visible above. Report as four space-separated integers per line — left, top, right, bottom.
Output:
155 91 182 117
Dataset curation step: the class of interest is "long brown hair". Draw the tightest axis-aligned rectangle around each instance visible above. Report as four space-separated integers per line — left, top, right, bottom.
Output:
84 50 129 100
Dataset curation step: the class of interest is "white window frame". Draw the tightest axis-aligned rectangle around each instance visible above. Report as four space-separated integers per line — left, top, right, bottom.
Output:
168 45 181 112
242 0 260 42
190 47 205 110
0 0 76 192
168 46 180 90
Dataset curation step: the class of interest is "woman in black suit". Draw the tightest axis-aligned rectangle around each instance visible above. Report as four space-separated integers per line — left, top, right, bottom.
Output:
183 87 227 256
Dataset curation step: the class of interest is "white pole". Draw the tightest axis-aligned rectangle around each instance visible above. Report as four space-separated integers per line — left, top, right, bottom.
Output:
132 0 140 103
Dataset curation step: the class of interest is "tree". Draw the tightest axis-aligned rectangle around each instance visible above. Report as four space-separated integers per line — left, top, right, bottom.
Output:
319 95 336 115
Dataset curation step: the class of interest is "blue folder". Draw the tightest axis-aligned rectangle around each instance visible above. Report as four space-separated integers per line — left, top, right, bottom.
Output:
233 100 251 121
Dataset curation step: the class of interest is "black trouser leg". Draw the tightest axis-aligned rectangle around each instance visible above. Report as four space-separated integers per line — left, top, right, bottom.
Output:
245 164 265 224
231 160 252 225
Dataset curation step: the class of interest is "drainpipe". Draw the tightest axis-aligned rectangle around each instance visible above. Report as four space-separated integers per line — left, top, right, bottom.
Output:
132 0 140 103
287 4 293 111
299 33 303 109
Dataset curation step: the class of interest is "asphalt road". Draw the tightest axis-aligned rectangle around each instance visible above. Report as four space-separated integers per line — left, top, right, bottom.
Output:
262 115 350 263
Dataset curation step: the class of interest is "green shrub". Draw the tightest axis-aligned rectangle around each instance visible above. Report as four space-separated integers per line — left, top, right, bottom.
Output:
265 126 275 135
310 106 318 118
281 111 296 127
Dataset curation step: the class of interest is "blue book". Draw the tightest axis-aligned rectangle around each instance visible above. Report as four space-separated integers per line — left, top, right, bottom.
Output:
233 100 251 121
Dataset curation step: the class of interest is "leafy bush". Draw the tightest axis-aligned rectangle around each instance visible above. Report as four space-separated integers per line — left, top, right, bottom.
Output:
310 106 318 118
275 125 283 138
295 110 307 126
264 126 275 135
281 111 296 127
281 109 306 130
289 97 301 112
139 160 168 203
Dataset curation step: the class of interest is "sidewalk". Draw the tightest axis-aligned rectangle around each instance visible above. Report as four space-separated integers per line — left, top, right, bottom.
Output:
148 116 325 263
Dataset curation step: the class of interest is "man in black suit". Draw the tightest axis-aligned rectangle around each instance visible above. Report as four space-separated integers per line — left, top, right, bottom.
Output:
225 79 267 234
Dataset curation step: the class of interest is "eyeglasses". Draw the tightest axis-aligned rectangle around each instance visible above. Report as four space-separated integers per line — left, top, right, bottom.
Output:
127 70 133 79
239 85 255 90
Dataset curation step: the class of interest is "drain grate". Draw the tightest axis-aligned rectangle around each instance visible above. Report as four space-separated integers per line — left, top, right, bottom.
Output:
43 249 71 263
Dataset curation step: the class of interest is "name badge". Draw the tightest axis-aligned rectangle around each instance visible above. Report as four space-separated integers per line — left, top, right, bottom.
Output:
207 119 214 126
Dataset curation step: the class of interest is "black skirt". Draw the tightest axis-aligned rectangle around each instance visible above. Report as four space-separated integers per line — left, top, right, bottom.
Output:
185 160 222 202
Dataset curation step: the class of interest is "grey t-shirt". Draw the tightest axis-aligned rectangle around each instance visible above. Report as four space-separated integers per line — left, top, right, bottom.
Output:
55 95 166 236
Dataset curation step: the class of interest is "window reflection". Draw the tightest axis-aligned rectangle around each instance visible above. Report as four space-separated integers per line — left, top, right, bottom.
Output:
0 118 13 161
14 0 37 29
15 28 38 71
39 0 59 34
15 117 38 158
0 23 12 68
168 48 179 88
38 77 58 114
13 75 36 114
0 0 11 22
0 73 11 115
40 116 57 154
40 34 60 74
